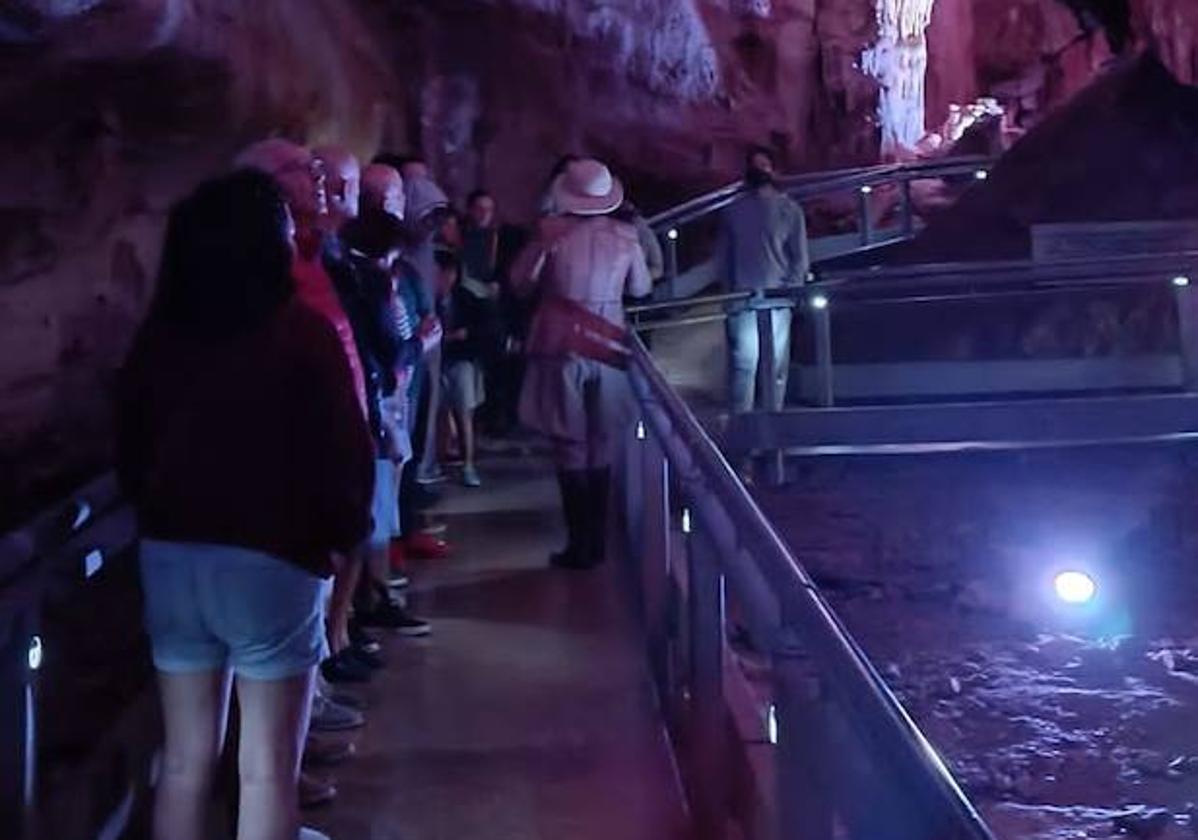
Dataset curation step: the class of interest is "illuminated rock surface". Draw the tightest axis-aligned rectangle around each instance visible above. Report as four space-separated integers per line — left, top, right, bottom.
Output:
754 448 1198 840
904 53 1198 263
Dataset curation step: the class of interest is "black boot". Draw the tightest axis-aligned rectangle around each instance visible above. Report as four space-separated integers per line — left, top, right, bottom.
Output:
551 470 590 568
582 467 611 569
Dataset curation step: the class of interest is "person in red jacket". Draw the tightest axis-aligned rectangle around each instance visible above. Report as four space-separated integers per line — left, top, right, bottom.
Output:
116 170 373 840
235 139 376 686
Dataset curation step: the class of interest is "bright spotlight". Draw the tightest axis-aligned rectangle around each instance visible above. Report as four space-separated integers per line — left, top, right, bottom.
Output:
1054 571 1097 605
28 635 43 671
810 294 829 311
666 228 679 241
859 185 873 196
974 169 989 181
1172 275 1190 288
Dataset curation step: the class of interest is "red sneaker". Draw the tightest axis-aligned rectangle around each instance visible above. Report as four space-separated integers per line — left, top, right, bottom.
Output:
405 532 451 560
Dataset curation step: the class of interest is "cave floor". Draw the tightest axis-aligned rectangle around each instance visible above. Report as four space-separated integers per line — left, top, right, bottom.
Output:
302 452 690 840
753 449 1198 840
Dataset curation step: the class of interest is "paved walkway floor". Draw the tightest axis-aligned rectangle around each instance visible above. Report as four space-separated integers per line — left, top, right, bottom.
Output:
305 453 691 840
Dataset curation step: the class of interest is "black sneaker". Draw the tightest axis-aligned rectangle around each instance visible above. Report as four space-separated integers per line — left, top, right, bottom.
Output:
349 643 384 670
410 483 441 510
348 619 381 655
320 650 373 684
357 598 431 637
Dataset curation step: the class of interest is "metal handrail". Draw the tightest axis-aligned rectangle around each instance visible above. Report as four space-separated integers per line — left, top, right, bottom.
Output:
1 472 145 840
647 155 994 233
625 333 996 839
629 252 1198 319
816 250 1198 287
626 290 754 316
643 155 997 304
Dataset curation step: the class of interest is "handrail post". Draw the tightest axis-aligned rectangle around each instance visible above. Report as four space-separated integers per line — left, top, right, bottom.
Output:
761 299 790 484
624 422 647 598
812 297 834 408
642 433 672 698
687 525 729 840
664 231 679 300
0 601 36 839
857 187 873 247
1175 277 1198 390
900 179 914 239
757 302 786 484
774 639 833 840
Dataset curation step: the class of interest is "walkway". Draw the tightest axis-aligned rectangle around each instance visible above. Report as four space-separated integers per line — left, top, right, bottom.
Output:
305 451 691 840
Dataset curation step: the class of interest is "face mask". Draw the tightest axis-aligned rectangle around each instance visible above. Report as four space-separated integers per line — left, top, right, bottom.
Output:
745 167 774 189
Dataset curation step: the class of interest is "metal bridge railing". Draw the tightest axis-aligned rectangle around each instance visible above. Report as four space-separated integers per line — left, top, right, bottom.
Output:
644 156 995 300
628 250 1198 464
621 333 997 840
0 475 157 840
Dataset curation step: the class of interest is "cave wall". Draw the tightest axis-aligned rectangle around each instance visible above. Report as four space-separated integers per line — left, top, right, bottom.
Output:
381 0 884 217
932 0 1198 135
0 0 399 525
1137 0 1198 84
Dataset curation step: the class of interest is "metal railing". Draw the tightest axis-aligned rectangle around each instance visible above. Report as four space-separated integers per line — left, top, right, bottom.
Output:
645 156 995 300
620 333 997 840
810 251 1198 404
0 475 158 840
628 250 1198 460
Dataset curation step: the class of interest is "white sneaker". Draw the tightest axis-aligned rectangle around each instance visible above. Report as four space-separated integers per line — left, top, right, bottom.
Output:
461 465 482 488
415 465 446 485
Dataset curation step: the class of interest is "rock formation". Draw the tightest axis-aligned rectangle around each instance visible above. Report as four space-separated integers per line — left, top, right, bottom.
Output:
905 53 1198 262
0 0 398 526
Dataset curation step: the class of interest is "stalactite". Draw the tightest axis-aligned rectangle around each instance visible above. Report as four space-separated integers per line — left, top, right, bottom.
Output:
861 0 936 155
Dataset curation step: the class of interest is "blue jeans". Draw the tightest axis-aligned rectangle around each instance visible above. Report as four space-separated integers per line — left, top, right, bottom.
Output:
726 308 793 413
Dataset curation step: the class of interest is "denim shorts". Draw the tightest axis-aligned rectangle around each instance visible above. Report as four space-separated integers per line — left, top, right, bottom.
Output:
139 539 328 680
371 459 400 547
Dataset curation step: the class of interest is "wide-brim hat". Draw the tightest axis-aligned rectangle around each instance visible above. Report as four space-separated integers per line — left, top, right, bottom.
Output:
551 158 625 216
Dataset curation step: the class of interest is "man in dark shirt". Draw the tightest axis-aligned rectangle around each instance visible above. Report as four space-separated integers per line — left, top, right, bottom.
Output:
461 189 529 436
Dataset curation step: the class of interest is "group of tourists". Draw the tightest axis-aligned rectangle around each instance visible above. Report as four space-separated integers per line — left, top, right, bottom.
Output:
114 136 808 840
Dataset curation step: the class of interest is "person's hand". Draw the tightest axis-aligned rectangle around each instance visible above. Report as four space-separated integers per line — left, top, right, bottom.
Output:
420 317 442 352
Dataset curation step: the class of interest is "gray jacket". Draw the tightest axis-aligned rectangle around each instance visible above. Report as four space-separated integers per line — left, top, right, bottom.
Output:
716 187 809 292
